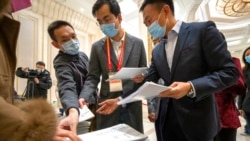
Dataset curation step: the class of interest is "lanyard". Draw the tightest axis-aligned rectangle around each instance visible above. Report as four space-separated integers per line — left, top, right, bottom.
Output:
106 34 125 71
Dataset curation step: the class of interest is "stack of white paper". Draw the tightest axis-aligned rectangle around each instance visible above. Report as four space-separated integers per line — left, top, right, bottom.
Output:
118 82 169 105
78 124 148 141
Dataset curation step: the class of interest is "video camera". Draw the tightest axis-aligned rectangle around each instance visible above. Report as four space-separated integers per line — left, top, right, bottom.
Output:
27 68 42 79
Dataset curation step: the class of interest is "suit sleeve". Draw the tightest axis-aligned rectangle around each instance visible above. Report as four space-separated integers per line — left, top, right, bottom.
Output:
79 43 100 104
54 63 79 115
190 21 239 101
219 58 246 96
139 39 147 68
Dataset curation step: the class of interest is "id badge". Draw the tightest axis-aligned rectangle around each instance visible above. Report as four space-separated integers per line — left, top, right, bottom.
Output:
109 72 123 92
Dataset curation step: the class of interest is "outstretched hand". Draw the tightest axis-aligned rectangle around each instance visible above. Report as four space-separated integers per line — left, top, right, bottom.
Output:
96 98 119 115
52 108 81 141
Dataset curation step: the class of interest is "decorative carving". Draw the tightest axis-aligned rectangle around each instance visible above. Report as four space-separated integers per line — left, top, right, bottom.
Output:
216 0 250 17
29 0 98 34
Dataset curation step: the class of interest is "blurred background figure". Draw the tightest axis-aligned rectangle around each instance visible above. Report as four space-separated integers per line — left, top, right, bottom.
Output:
15 61 52 100
214 57 246 141
238 46 250 136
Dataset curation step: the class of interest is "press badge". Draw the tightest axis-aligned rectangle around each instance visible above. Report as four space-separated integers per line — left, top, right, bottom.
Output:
109 72 123 92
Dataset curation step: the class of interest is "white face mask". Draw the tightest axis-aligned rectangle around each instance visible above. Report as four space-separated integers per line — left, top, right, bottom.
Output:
36 68 42 74
62 39 80 55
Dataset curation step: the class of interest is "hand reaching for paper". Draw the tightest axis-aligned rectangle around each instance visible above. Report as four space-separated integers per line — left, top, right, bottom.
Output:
132 73 144 83
96 98 119 115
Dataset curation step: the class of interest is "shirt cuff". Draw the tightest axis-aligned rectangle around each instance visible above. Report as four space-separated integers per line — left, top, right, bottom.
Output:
187 81 196 98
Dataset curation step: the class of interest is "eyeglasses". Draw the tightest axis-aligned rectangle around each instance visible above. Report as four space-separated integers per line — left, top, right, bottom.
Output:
96 14 117 26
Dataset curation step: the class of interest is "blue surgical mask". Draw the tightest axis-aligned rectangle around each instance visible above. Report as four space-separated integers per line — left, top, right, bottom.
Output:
148 12 166 39
100 23 118 37
62 39 80 55
245 56 250 64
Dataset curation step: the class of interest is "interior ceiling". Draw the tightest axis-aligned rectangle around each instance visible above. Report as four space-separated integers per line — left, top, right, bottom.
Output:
56 0 250 54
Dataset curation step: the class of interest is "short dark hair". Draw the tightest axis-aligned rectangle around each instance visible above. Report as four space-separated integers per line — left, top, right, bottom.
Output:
92 0 121 17
36 61 45 67
47 20 74 41
139 0 175 15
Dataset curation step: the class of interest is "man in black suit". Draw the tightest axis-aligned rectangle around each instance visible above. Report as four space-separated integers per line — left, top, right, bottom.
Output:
95 0 238 140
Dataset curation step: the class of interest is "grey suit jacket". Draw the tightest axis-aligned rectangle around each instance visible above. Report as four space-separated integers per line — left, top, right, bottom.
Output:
80 32 147 102
79 32 147 132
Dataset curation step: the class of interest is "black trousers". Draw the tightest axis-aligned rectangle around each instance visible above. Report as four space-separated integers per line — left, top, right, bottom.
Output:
156 99 188 141
157 99 214 141
214 128 237 141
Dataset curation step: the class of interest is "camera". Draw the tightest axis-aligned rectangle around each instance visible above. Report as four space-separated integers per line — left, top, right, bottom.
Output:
27 68 42 79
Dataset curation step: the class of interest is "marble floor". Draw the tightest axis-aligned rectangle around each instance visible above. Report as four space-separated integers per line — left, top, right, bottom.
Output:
142 100 250 141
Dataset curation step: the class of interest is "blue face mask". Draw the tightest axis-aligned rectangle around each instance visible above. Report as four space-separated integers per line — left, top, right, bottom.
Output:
245 56 250 64
62 39 80 55
148 12 166 39
100 23 118 37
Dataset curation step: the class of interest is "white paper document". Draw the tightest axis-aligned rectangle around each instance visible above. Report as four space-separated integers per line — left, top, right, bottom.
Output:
78 124 148 141
78 105 95 122
107 67 147 80
118 82 169 105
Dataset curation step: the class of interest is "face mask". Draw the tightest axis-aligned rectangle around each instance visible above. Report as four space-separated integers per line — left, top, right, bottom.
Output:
36 68 45 74
36 68 42 74
245 56 250 64
100 23 118 37
62 39 80 55
148 11 166 39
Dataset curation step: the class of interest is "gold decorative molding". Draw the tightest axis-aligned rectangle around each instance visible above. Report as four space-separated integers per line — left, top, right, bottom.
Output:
216 0 250 17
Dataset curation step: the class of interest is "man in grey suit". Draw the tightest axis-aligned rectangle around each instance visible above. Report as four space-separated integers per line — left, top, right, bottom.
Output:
79 0 147 133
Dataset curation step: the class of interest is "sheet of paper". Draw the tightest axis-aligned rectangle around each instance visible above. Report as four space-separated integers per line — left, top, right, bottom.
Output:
78 124 148 141
78 105 95 122
118 82 169 105
107 67 147 80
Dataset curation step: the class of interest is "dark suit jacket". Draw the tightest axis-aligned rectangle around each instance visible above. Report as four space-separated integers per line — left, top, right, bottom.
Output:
80 32 147 132
145 21 238 141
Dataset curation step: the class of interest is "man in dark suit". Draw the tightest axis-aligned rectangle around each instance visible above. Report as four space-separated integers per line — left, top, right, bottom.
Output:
79 0 147 133
94 0 239 140
139 0 239 141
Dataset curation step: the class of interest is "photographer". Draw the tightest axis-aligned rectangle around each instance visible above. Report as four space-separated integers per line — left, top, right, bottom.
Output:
16 61 52 100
